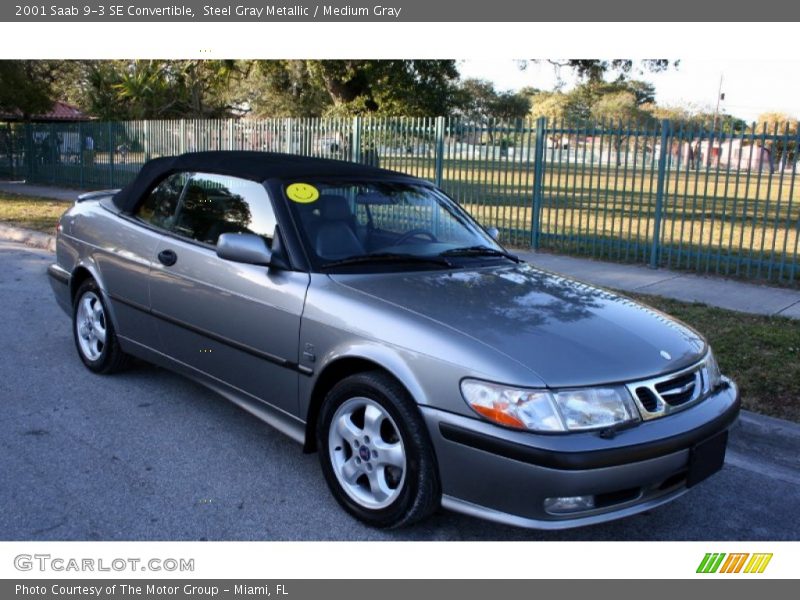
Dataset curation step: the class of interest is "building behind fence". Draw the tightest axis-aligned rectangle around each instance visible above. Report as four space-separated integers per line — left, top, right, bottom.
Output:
2 116 799 284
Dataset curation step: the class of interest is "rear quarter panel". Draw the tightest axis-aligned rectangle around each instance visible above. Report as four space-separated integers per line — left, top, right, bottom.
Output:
58 199 162 348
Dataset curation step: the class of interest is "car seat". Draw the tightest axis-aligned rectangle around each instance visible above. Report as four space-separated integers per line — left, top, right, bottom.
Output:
314 195 364 260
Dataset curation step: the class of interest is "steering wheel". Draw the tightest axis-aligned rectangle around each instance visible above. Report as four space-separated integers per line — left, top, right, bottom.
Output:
394 229 438 245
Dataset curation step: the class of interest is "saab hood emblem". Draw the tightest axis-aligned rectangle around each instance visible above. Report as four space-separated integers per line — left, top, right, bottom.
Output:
660 350 672 360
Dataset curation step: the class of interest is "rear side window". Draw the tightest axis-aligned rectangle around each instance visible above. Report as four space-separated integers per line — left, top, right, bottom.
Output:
172 173 277 246
135 172 189 230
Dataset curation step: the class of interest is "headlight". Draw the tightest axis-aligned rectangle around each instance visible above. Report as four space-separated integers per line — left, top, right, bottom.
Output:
705 349 722 390
460 380 564 431
552 388 640 431
460 379 640 432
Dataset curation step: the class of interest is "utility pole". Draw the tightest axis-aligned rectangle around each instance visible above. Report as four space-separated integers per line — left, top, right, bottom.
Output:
708 73 725 168
712 73 725 133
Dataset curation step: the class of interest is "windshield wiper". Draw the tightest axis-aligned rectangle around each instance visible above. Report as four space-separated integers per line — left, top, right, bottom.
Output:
320 252 453 269
439 245 521 263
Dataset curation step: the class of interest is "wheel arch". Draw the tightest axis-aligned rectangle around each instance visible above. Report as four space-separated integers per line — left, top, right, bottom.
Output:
69 265 95 304
302 349 429 453
68 260 122 333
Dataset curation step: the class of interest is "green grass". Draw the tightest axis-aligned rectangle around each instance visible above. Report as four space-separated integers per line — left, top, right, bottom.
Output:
0 192 69 232
630 292 800 423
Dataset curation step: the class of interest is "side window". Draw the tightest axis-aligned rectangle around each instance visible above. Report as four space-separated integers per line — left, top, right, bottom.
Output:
172 173 277 246
135 172 189 230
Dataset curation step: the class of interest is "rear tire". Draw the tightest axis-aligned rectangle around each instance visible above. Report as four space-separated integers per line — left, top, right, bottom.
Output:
72 279 131 374
317 371 440 528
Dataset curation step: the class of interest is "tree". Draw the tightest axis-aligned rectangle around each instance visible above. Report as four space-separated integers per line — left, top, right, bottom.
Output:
644 104 691 126
85 60 243 120
590 92 652 123
313 60 461 116
245 60 331 117
590 92 656 165
645 104 747 133
754 112 798 135
525 59 676 83
455 78 530 122
528 80 659 164
0 61 57 117
753 112 799 167
528 91 571 121
246 60 461 118
568 80 655 122
453 79 530 148
528 80 655 124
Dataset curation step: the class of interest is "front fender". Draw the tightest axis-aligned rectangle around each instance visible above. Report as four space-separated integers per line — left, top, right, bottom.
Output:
297 326 495 452
306 339 432 417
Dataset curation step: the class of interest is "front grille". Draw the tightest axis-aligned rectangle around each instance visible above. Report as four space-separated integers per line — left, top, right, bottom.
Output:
656 371 699 406
635 387 659 412
627 358 712 421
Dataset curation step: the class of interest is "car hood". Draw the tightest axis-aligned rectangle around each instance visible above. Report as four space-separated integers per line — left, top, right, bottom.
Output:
330 262 707 387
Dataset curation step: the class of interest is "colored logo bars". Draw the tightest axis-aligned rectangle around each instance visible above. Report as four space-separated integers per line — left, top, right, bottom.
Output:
697 553 773 574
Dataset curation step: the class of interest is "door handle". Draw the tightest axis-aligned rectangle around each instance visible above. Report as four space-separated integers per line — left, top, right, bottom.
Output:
157 249 178 266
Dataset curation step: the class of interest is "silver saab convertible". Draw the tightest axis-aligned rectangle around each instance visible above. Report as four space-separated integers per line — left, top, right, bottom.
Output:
48 151 740 529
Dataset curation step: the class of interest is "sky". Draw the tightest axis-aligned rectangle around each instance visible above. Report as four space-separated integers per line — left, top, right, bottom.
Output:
458 59 800 124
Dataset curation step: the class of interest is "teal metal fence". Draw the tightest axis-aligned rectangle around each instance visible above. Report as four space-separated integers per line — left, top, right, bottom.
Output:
2 116 799 284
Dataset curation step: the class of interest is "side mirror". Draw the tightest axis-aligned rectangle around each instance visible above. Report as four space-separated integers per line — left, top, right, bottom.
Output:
487 227 500 240
216 233 272 266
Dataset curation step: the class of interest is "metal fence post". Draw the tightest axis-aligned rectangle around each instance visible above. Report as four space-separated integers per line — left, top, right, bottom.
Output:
5 122 15 180
530 117 547 249
650 119 671 268
284 118 293 154
351 116 362 163
108 122 115 188
78 121 84 189
434 116 445 187
3 123 9 178
25 122 38 181
227 119 235 150
143 120 151 162
48 122 55 183
179 120 186 154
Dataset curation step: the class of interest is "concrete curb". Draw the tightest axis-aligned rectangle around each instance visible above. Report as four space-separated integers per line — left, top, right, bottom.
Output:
0 223 55 252
0 180 86 202
727 410 800 485
732 409 800 447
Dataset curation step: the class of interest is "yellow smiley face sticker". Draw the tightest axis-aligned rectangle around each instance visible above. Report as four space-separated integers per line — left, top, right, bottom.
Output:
286 183 320 204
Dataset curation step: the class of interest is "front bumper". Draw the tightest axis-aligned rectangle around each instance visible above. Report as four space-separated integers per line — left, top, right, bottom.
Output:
422 378 739 529
47 263 72 316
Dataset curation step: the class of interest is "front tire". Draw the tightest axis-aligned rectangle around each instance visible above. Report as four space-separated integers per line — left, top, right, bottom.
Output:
72 279 131 374
317 371 440 528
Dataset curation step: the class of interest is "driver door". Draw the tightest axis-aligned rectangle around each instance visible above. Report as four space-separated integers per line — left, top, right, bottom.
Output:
148 172 310 418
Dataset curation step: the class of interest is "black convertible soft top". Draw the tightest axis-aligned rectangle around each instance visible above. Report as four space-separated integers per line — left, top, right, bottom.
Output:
111 151 419 213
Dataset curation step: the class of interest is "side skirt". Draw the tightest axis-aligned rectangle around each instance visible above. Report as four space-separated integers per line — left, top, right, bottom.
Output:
118 335 307 445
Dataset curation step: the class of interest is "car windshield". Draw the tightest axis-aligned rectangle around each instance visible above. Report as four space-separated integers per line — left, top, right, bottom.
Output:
280 179 506 271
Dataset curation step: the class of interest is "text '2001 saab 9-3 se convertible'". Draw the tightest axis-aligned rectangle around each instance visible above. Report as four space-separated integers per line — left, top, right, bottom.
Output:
48 151 739 530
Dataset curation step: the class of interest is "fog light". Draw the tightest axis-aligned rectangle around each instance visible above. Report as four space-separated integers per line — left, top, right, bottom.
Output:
544 495 595 514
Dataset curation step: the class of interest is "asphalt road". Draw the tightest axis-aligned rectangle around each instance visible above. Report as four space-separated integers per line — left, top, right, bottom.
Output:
1 239 798 541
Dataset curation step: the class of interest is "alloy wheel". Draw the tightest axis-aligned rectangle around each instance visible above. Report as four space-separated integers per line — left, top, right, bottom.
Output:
328 396 407 510
75 291 107 361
